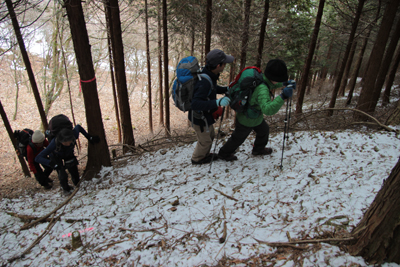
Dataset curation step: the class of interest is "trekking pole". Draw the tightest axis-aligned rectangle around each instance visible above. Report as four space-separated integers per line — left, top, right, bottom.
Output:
280 97 290 169
209 107 226 174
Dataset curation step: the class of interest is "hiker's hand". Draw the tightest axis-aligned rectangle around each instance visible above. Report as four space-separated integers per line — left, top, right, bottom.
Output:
283 80 296 90
49 159 61 170
88 134 100 144
280 86 293 100
213 107 223 120
216 97 230 107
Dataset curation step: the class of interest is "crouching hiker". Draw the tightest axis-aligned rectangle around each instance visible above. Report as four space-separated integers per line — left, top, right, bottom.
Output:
35 125 100 196
27 130 53 189
218 59 295 161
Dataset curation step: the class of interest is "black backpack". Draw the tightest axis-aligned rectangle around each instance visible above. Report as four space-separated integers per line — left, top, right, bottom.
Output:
13 129 35 159
46 114 73 142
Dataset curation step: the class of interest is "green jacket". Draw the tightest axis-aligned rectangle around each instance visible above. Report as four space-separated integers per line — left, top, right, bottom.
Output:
236 68 285 127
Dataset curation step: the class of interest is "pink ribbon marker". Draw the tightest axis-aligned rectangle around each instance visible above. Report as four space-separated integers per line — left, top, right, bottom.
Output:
62 227 94 238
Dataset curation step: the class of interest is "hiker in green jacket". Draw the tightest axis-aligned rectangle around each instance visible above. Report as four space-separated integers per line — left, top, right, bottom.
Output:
218 59 294 161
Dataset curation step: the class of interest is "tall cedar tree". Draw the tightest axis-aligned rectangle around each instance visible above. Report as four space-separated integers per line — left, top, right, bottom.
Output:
5 0 48 130
145 0 153 133
0 100 30 176
205 0 212 56
104 1 122 143
328 0 365 116
349 156 400 263
163 0 170 135
240 0 252 69
383 47 400 106
107 0 135 151
355 0 400 118
256 0 269 68
157 0 164 125
63 0 111 177
295 0 325 115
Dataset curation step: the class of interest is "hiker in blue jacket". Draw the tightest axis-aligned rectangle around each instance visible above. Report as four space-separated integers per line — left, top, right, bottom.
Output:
35 125 99 195
189 49 234 165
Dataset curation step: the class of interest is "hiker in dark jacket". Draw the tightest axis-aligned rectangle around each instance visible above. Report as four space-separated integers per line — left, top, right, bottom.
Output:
27 130 53 189
189 49 234 165
35 124 99 195
218 59 294 161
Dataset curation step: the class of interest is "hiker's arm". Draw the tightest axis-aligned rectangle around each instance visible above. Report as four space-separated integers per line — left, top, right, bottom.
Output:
35 140 56 167
257 84 284 116
216 85 228 94
74 124 100 144
191 81 218 111
26 146 37 173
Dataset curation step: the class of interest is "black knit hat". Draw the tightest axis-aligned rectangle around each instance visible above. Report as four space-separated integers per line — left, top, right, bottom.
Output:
264 59 288 82
57 128 75 143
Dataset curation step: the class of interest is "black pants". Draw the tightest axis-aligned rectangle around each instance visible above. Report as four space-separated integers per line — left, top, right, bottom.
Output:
219 119 269 156
34 163 53 186
56 157 80 191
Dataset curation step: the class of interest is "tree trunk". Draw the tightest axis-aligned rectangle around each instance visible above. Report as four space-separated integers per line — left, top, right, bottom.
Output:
374 16 400 104
240 0 252 69
256 0 269 68
205 0 212 56
349 157 400 264
104 1 121 143
63 0 111 177
328 0 365 116
163 0 170 136
6 0 48 130
0 100 30 177
295 0 325 115
108 0 135 151
383 47 400 106
157 0 164 125
355 0 400 119
338 41 357 97
145 0 153 134
386 99 400 125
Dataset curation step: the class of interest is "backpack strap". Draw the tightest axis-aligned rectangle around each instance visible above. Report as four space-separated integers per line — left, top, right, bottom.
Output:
28 142 36 155
229 66 262 88
198 73 214 96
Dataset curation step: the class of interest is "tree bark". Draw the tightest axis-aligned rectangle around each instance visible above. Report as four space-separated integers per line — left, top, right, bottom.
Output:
328 0 365 116
338 41 357 97
63 0 111 177
205 0 212 56
104 0 121 143
145 0 153 134
256 0 269 68
382 46 400 106
108 0 135 151
349 157 400 264
295 0 325 115
163 0 170 135
374 16 400 104
6 0 48 130
240 0 252 69
158 0 164 125
355 0 400 119
0 100 30 177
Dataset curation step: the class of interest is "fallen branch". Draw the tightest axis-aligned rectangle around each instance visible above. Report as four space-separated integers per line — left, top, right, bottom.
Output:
219 221 227 243
254 237 355 247
214 189 238 202
5 211 53 223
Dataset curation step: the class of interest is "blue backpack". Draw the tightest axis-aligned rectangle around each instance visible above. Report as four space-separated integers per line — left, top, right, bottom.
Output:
172 56 212 112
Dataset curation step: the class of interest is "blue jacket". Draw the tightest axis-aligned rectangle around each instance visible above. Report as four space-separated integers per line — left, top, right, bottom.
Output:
188 66 227 127
35 125 89 167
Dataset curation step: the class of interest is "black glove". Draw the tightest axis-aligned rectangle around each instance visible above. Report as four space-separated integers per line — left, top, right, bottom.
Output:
49 158 61 170
87 134 100 144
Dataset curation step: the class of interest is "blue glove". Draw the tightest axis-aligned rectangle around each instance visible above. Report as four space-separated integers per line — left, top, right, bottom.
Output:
280 86 293 100
283 80 296 90
87 134 100 144
216 97 230 107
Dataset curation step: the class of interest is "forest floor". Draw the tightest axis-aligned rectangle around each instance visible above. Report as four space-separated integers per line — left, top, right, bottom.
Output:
0 71 398 201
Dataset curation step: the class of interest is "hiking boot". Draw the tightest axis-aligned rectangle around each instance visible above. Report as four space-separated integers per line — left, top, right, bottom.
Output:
191 155 212 165
218 153 238 161
46 178 54 184
62 189 72 197
43 184 52 190
252 147 273 156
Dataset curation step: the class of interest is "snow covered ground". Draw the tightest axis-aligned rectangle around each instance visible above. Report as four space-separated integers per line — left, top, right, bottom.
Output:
1 126 400 266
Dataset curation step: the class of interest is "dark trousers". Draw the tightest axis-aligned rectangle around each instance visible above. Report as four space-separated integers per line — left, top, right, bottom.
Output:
34 163 53 186
219 119 269 156
56 157 80 191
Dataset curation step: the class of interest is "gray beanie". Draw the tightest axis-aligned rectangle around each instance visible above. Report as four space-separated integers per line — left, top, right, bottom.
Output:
32 130 45 143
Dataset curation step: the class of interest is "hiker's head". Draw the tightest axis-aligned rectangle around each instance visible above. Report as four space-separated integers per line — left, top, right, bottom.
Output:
32 130 45 145
264 59 288 83
206 49 234 72
57 128 75 146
